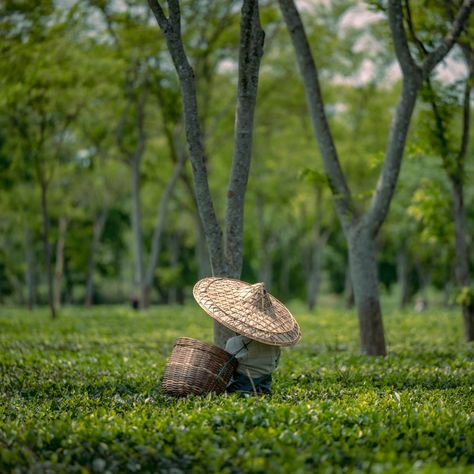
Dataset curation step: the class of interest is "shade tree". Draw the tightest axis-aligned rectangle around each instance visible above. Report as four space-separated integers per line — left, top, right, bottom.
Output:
0 3 105 317
148 0 265 347
278 0 473 355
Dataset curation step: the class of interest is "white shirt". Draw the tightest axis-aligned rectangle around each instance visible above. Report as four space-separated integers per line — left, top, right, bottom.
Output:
225 335 281 378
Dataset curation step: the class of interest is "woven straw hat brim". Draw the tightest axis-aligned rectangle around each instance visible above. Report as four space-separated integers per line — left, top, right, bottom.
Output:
193 278 301 347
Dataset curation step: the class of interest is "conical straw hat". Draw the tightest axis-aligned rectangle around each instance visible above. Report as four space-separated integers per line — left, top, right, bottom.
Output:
193 278 301 347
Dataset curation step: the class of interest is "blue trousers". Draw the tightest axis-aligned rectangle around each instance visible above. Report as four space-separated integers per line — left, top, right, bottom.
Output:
226 372 272 395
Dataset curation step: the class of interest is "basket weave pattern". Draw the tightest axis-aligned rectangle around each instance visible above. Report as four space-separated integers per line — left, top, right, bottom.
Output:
193 278 301 346
162 337 237 397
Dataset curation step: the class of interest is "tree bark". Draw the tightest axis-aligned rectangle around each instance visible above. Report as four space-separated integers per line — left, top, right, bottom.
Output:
348 228 386 356
307 189 328 311
116 72 148 309
344 260 354 309
396 244 410 309
414 259 430 305
195 214 211 278
148 0 226 277
85 206 108 308
256 193 273 291
278 0 471 355
148 0 265 349
39 181 56 319
451 177 474 340
167 232 181 304
143 155 184 307
53 216 68 310
451 54 474 341
306 241 321 311
426 48 473 338
279 238 290 301
24 225 35 310
224 0 265 278
131 157 146 308
452 50 473 340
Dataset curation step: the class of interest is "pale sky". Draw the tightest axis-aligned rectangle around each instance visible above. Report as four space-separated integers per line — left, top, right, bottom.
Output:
199 0 468 87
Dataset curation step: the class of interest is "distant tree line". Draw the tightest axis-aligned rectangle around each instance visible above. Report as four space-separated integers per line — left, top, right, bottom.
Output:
0 0 473 353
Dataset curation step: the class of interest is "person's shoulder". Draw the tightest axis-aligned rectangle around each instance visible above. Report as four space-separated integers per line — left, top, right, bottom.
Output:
225 335 243 351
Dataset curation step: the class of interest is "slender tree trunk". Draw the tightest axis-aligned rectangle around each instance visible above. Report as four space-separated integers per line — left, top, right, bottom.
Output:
167 232 181 304
279 240 290 301
415 259 430 304
396 244 410 309
131 158 146 308
307 188 327 311
344 260 355 309
443 277 452 308
256 193 273 290
348 227 386 356
306 243 321 311
224 1 265 278
451 177 474 340
195 214 211 278
148 0 264 349
25 225 35 310
450 52 473 340
278 0 471 355
39 182 56 319
53 217 68 310
85 206 108 308
143 156 184 307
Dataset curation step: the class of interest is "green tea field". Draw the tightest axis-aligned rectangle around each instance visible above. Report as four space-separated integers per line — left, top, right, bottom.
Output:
1 305 473 473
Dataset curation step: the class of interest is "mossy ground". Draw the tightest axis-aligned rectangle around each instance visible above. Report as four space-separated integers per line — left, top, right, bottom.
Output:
0 303 473 473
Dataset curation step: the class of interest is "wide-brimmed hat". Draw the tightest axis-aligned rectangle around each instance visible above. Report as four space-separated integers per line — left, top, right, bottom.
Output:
193 277 301 346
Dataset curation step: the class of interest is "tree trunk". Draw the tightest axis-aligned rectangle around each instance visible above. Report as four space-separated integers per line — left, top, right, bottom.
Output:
307 188 327 311
224 0 265 278
344 259 355 309
348 227 386 356
85 206 108 308
450 177 474 340
131 158 146 308
278 0 470 355
279 241 290 301
256 193 273 290
396 244 410 309
415 259 430 305
25 225 35 310
148 0 264 349
39 182 56 319
167 232 180 304
306 244 321 311
450 50 473 340
143 155 184 307
53 217 68 310
195 214 211 278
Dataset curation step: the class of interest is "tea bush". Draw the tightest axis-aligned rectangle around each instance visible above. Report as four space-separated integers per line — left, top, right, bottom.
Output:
0 305 473 473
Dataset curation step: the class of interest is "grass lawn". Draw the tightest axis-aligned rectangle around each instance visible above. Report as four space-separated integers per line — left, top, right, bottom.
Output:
0 303 473 473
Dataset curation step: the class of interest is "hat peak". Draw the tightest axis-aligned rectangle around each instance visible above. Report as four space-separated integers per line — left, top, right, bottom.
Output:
240 282 276 317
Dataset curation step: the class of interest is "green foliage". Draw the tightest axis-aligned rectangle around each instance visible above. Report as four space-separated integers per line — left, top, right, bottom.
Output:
300 168 329 189
1 306 473 473
0 0 472 308
406 178 453 246
455 286 474 307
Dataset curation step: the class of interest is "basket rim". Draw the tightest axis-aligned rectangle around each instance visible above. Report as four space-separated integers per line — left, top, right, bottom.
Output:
173 337 233 360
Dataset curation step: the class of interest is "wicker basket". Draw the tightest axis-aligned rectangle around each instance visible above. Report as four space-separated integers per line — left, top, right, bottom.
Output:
162 337 237 397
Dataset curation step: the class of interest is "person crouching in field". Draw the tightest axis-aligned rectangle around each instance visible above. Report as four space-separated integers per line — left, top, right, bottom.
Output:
225 334 280 394
193 278 301 395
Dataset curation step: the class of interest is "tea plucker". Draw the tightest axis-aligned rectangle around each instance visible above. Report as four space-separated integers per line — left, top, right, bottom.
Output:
193 278 301 394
